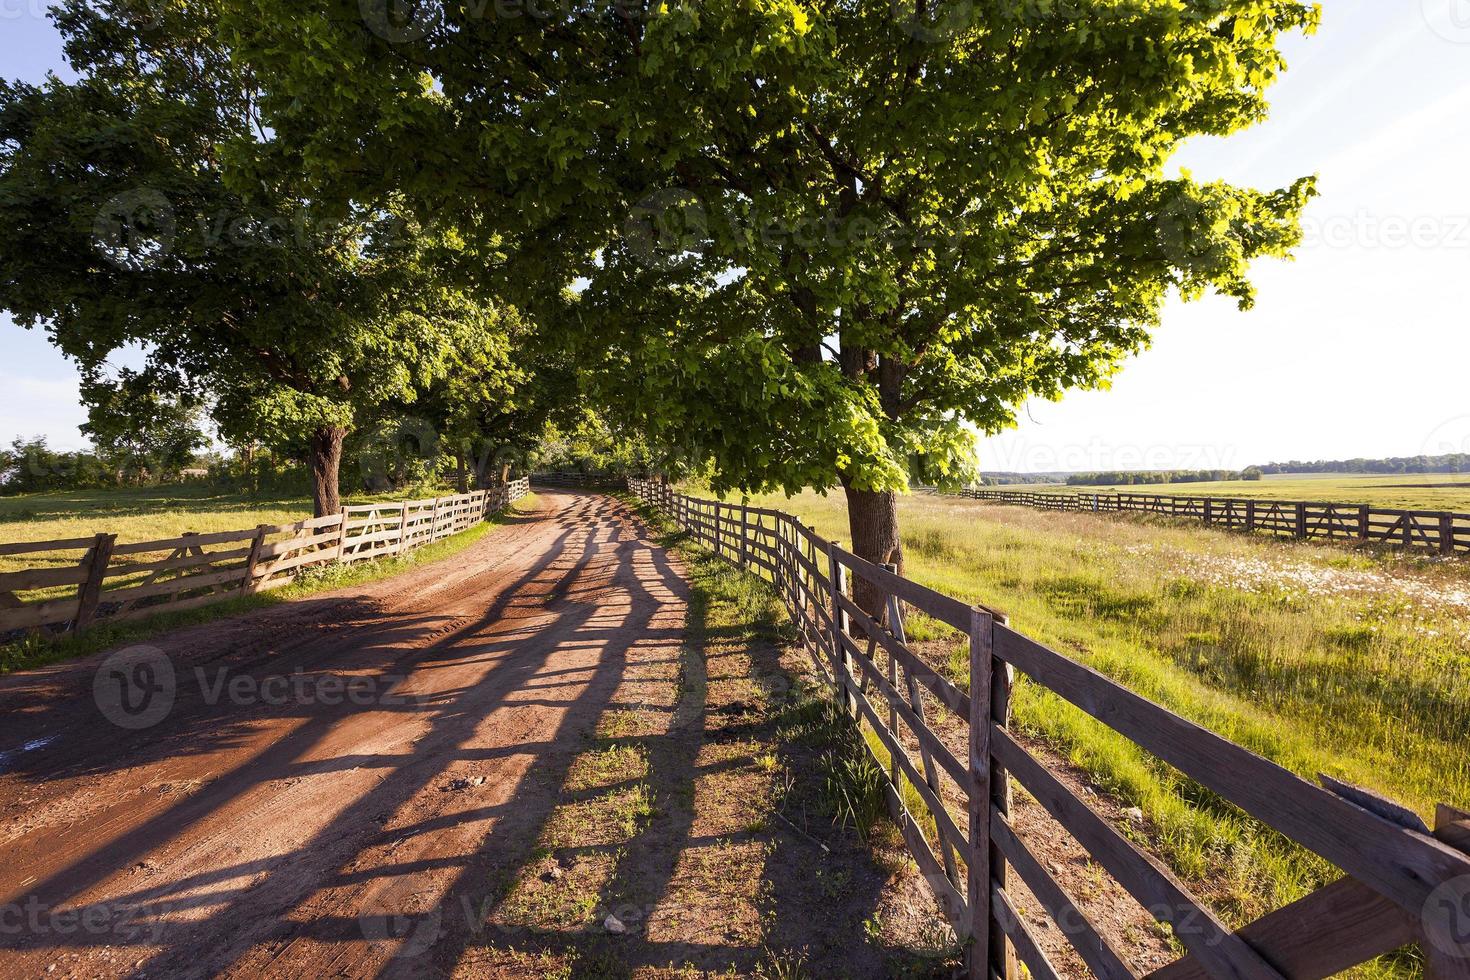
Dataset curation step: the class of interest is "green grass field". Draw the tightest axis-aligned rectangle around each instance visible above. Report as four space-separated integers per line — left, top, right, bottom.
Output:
0 485 536 673
1023 472 1470 511
737 488 1469 969
0 483 440 548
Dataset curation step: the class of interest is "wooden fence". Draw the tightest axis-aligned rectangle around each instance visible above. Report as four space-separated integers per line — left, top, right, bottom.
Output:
628 478 1470 980
933 487 1470 556
531 471 627 489
0 479 530 642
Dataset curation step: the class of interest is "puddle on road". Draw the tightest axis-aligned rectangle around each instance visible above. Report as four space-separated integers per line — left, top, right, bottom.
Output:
0 735 58 773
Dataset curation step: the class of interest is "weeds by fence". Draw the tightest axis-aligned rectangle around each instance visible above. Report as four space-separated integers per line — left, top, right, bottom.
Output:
941 487 1470 556
628 478 1470 980
0 480 530 641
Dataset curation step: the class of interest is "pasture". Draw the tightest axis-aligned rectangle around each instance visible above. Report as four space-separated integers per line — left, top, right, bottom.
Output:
737 487 1470 943
0 484 537 673
1046 472 1470 511
0 484 429 549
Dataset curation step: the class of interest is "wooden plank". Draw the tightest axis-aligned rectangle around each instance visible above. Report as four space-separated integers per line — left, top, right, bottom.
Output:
0 565 91 591
992 809 1136 980
837 630 968 790
110 527 264 555
832 542 981 631
843 667 970 856
891 587 961 887
257 530 343 561
76 533 116 632
104 566 252 604
1146 875 1415 980
836 590 971 719
969 607 994 980
992 885 1062 980
108 587 247 625
243 526 267 593
992 623 1470 920
885 781 970 936
0 597 82 631
991 728 1284 980
0 536 99 556
106 546 253 578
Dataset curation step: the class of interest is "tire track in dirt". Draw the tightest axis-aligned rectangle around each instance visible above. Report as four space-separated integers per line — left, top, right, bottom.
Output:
0 492 690 979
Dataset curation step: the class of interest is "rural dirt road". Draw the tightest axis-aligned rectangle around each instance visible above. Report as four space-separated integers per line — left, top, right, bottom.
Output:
0 491 755 978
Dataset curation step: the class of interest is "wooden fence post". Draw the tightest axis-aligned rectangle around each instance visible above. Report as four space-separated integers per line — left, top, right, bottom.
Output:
1245 499 1256 532
1295 502 1308 539
968 607 994 979
336 507 349 561
1440 514 1455 556
967 606 1018 980
739 502 749 569
826 543 851 711
244 525 268 593
430 497 442 545
75 532 117 633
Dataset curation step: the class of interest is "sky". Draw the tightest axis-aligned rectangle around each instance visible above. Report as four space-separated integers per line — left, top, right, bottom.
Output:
2 1 1469 471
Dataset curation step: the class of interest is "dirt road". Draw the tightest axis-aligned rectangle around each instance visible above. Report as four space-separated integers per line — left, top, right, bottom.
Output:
0 492 707 978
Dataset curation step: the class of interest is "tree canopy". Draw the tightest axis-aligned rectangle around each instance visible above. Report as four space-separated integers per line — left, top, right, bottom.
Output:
228 0 1318 601
0 0 517 515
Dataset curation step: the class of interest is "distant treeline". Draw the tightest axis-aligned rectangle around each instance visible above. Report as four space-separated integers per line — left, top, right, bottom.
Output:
1257 454 1470 475
1065 468 1261 487
976 472 1072 486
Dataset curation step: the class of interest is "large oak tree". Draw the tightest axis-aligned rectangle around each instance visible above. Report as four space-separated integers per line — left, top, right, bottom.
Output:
0 0 501 516
234 0 1316 603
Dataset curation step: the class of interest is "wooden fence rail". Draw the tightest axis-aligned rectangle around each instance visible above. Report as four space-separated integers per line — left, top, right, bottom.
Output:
929 487 1470 556
0 479 530 642
628 478 1470 980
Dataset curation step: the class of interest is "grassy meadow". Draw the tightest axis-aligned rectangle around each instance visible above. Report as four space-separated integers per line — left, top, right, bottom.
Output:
0 485 537 672
737 488 1469 962
1025 472 1470 511
0 483 443 549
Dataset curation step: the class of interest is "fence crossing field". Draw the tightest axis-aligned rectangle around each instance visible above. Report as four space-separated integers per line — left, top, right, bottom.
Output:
0 481 530 642
629 479 1470 980
943 486 1470 556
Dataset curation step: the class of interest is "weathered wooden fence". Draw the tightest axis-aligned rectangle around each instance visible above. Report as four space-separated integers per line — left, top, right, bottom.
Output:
0 479 530 641
531 471 626 489
628 478 1470 980
932 487 1470 556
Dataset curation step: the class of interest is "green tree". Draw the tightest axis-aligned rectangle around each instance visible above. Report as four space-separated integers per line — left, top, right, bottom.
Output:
233 1 1317 605
0 0 496 516
79 368 208 483
0 437 108 494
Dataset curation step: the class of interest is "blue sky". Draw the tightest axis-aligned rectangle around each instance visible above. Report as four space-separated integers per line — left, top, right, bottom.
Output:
3 2 1469 470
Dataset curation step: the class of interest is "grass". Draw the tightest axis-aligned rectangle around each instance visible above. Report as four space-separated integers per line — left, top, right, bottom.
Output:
0 493 537 674
733 488 1469 973
1005 472 1470 511
0 483 455 546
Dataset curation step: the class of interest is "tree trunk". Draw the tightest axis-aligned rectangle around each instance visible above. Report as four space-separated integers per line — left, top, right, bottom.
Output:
308 425 347 518
454 450 468 493
843 484 903 620
499 461 512 485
